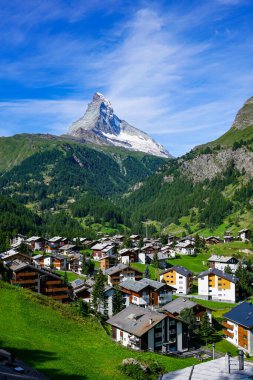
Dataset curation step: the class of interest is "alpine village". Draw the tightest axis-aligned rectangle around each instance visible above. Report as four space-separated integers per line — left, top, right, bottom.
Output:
2 3 253 379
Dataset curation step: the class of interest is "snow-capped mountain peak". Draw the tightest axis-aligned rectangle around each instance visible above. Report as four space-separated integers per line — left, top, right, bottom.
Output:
68 93 172 158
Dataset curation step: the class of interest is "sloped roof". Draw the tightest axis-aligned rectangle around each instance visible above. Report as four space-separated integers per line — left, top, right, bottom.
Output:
161 266 193 277
223 302 253 329
162 298 197 314
107 304 166 337
208 255 237 263
198 268 238 283
120 279 148 293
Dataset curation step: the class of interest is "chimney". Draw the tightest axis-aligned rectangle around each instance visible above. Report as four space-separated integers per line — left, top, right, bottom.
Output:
149 318 153 325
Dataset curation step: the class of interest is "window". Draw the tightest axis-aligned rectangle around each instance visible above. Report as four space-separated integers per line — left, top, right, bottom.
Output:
179 276 183 279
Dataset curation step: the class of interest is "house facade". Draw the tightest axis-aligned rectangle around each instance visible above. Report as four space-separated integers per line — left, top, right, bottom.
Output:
198 268 239 303
120 278 173 308
104 264 143 286
107 304 188 353
160 266 193 295
208 255 239 273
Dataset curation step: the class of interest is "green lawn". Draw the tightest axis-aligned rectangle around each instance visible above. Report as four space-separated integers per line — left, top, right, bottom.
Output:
0 282 198 380
130 262 160 280
55 270 84 282
167 252 210 274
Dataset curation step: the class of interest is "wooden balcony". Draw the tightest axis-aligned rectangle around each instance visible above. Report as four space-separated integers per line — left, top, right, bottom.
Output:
45 287 68 293
16 272 37 277
222 321 234 330
222 329 234 339
48 294 69 300
46 280 62 285
12 279 36 284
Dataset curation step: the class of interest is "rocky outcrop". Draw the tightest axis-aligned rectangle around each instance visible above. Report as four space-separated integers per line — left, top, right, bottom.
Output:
231 96 253 130
180 147 253 182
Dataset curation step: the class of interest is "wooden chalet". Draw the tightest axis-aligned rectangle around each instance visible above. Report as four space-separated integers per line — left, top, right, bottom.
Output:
104 263 143 286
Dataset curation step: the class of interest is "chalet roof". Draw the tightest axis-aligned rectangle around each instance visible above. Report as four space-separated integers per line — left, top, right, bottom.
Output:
198 268 239 283
141 278 166 290
26 236 43 242
33 254 43 260
107 304 167 337
59 244 77 251
102 245 114 252
239 229 249 233
146 252 169 261
48 236 63 243
120 279 148 293
176 242 195 248
51 253 66 261
130 235 140 239
162 298 198 314
104 263 128 275
91 243 110 250
118 248 134 256
208 255 237 263
161 266 193 277
223 302 253 329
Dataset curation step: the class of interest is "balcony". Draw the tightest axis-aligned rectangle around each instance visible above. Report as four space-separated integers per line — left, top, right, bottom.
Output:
222 321 234 330
48 294 69 300
222 329 234 339
46 280 62 285
45 287 68 293
12 279 36 284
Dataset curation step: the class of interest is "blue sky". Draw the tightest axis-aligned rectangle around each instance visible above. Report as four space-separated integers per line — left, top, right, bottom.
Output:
0 0 253 156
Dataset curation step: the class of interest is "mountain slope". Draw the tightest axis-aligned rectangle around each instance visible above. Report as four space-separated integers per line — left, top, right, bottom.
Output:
68 92 171 158
125 97 253 234
0 134 167 211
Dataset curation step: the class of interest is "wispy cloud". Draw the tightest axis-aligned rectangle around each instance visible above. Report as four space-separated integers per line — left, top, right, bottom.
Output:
0 1 253 156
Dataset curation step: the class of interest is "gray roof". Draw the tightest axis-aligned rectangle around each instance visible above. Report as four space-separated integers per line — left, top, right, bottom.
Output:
141 278 166 290
120 279 148 293
33 254 43 260
147 252 169 261
70 278 85 289
9 260 62 280
107 304 167 337
208 255 237 263
198 268 239 283
105 263 128 275
162 298 198 314
161 265 193 277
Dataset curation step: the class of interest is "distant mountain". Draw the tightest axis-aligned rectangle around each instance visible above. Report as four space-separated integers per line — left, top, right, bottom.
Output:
68 92 171 158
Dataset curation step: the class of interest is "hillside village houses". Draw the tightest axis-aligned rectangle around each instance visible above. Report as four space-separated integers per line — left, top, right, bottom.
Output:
2 229 253 356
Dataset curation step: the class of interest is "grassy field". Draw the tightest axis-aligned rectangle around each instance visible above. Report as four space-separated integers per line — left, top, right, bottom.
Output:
0 282 198 380
56 270 84 282
130 262 160 280
167 253 210 274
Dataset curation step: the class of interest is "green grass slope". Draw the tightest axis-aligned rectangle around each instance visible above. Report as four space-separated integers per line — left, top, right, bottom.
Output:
0 282 197 380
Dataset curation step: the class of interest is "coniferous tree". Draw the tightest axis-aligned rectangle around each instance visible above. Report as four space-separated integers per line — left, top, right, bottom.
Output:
152 252 159 269
112 285 125 315
63 271 68 285
138 238 144 249
92 270 106 315
224 265 232 274
180 308 196 342
199 312 214 345
144 265 151 279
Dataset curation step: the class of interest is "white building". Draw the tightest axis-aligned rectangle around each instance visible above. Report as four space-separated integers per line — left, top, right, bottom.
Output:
208 255 239 273
198 268 239 303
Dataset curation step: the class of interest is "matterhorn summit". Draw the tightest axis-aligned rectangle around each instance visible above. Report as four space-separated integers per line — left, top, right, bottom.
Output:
68 92 171 158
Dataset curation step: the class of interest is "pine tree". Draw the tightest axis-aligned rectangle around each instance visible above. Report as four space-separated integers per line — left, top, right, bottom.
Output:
63 271 68 285
138 238 144 249
112 285 125 315
92 270 106 315
144 264 151 279
224 265 232 274
180 308 196 342
199 312 214 345
152 252 159 269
